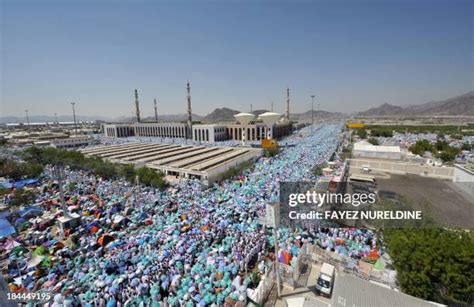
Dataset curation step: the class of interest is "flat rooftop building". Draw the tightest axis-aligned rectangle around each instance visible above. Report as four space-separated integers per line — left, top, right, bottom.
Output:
353 141 402 160
101 122 293 143
81 143 261 184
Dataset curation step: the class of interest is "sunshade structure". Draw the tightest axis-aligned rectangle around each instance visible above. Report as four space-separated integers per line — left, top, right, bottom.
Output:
0 178 39 189
18 206 44 219
0 217 16 238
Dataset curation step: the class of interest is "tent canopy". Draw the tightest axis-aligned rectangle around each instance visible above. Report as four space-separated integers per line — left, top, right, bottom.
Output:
0 217 16 238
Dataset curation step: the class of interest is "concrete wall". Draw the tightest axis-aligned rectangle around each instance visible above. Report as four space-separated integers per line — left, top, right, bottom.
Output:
348 158 454 180
352 150 401 160
205 150 261 183
453 164 474 198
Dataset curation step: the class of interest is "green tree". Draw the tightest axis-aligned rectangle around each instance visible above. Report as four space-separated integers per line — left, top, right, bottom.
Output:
461 143 472 151
437 147 460 162
8 188 37 208
357 128 367 139
367 137 379 145
136 167 166 189
409 140 433 156
119 164 136 182
385 229 474 304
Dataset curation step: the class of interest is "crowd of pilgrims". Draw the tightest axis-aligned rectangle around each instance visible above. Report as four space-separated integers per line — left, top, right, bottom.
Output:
2 124 375 307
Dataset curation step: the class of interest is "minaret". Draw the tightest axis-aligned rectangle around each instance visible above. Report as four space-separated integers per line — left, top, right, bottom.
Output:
154 98 158 122
285 87 290 121
186 82 192 139
135 89 141 123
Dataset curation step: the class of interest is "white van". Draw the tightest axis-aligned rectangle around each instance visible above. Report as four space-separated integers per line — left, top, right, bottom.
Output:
315 263 335 297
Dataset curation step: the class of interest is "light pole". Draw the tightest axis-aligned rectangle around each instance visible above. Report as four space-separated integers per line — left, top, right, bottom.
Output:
71 102 78 136
317 103 320 126
310 95 315 133
24 109 30 130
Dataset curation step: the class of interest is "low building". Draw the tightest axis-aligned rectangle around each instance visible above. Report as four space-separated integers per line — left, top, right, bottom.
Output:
353 141 402 160
332 273 442 307
51 136 95 149
81 142 261 184
101 122 293 143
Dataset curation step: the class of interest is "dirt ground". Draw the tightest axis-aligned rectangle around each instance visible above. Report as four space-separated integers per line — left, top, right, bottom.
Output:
376 174 473 228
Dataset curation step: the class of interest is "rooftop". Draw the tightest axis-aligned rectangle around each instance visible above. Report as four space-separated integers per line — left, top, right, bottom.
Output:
332 273 442 307
353 141 401 153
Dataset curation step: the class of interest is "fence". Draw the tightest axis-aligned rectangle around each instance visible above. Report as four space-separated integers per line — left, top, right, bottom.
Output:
278 243 309 288
247 262 276 305
307 244 398 289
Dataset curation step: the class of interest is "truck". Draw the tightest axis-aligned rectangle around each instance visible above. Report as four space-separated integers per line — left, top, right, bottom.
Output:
315 263 335 297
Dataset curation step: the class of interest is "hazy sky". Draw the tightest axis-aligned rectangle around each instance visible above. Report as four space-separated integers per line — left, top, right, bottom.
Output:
1 0 472 118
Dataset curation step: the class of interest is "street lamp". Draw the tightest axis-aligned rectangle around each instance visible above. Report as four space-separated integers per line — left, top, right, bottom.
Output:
71 102 78 136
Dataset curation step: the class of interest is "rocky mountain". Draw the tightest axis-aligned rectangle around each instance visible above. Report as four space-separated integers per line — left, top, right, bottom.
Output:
200 107 343 123
201 108 239 123
358 103 405 116
291 110 345 121
359 91 474 116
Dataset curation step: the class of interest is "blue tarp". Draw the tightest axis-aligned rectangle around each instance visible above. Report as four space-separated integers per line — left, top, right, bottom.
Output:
18 207 43 219
0 178 39 189
0 217 16 238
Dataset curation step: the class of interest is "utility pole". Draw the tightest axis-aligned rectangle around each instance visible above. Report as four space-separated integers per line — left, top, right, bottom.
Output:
24 109 30 130
71 102 78 136
318 103 320 126
310 95 315 133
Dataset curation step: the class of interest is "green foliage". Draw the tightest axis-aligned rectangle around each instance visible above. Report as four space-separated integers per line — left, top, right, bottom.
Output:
135 167 167 189
119 164 137 182
370 129 393 137
7 188 37 208
312 162 327 176
434 139 449 151
366 124 473 136
367 137 379 145
263 148 279 158
357 128 367 139
0 158 43 180
20 146 166 188
437 147 460 162
461 143 472 151
409 140 433 156
385 229 474 304
248 272 261 289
